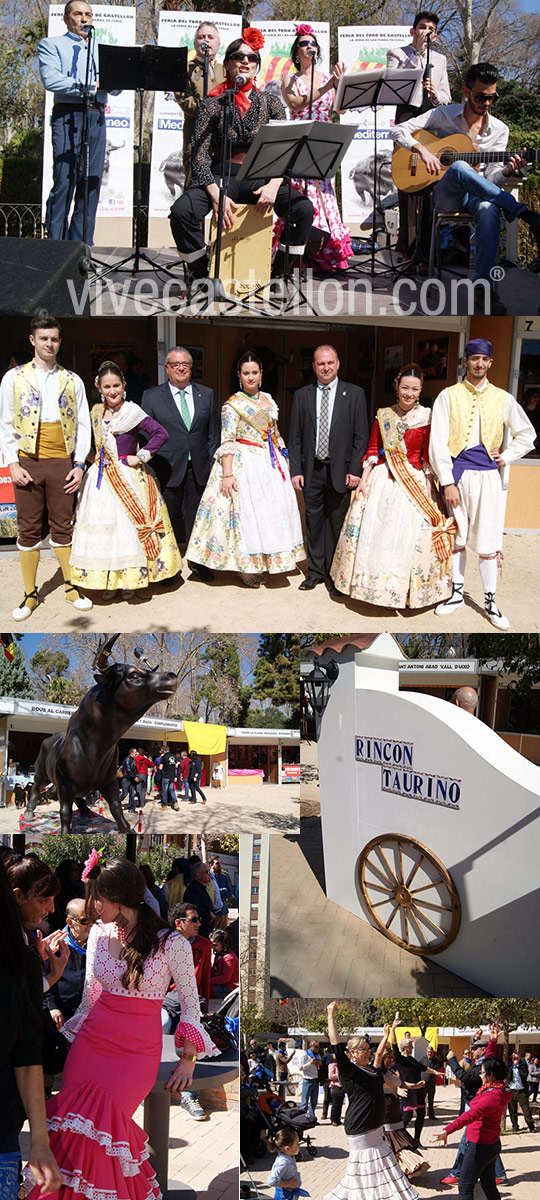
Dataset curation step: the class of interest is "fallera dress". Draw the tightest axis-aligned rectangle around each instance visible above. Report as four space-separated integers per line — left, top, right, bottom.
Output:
330 404 454 608
26 921 218 1200
272 74 353 272
70 401 182 592
186 391 305 576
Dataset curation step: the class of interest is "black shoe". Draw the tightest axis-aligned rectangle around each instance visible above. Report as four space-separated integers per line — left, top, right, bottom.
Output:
188 561 214 582
299 575 324 591
158 573 183 589
327 581 342 599
474 285 507 315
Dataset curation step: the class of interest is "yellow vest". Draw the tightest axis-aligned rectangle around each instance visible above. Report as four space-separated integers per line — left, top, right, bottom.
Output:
447 379 505 459
12 362 78 457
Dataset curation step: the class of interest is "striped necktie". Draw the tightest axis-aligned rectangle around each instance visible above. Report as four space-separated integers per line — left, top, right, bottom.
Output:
317 385 330 460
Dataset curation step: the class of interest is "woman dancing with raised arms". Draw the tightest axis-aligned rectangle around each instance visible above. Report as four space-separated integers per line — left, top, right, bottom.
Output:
186 351 304 586
323 1003 418 1200
26 854 217 1200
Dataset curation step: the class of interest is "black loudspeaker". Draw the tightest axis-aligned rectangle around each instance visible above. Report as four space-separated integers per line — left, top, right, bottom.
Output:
0 238 91 317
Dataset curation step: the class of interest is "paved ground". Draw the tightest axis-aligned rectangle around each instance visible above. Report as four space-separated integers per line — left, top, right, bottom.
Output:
20 1094 238 1199
0 783 299 839
85 249 540 319
0 532 538 632
269 827 487 999
243 1084 540 1200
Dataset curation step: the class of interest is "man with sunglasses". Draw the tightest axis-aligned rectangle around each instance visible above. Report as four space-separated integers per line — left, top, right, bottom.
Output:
162 902 211 1119
169 28 314 290
390 62 540 312
46 898 91 1026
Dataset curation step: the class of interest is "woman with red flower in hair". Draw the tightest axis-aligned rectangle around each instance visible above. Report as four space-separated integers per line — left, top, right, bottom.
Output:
169 27 314 292
276 24 353 274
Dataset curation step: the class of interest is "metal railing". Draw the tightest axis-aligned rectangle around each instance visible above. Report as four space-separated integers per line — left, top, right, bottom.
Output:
0 203 149 244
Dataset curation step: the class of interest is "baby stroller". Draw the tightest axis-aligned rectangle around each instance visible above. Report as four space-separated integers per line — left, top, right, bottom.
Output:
256 1091 318 1157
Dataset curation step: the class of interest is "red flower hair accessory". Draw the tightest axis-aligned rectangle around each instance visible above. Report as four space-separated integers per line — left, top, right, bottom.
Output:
295 23 315 36
82 846 104 881
242 27 265 51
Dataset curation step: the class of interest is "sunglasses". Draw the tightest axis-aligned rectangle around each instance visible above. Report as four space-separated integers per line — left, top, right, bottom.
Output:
299 40 317 48
183 915 201 923
471 92 498 103
229 52 259 64
74 917 92 925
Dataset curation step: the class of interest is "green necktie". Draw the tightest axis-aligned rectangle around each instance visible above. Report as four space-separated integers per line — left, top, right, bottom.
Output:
179 389 191 430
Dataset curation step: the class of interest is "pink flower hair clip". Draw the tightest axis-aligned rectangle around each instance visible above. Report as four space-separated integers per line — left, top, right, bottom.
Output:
295 23 315 36
82 847 104 881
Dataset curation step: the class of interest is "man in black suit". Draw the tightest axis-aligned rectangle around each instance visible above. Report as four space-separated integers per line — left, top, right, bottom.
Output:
141 346 220 580
289 345 368 590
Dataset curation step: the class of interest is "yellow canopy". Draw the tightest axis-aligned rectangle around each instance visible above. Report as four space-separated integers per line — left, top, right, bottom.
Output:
394 1027 439 1050
183 720 227 756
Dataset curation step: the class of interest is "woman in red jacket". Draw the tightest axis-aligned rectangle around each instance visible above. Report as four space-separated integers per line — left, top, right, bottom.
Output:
431 1057 510 1200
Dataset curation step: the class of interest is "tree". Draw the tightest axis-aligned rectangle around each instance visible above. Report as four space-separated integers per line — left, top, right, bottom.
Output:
375 997 540 1055
252 635 301 726
244 705 291 728
38 832 127 873
29 649 84 704
466 633 540 696
192 638 243 725
0 637 35 698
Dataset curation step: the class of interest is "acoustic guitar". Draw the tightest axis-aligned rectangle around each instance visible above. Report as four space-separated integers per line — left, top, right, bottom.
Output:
391 130 539 193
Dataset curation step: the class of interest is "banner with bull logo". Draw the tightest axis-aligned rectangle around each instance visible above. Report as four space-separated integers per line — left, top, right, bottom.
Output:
147 10 242 243
338 25 409 229
42 6 136 244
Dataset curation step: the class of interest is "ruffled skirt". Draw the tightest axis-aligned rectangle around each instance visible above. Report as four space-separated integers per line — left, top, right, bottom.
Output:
70 461 182 591
186 444 305 575
27 994 163 1200
323 1128 419 1200
330 464 452 609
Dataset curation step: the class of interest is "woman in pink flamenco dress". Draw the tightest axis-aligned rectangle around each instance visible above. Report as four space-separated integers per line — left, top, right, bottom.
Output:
273 24 353 273
27 855 218 1200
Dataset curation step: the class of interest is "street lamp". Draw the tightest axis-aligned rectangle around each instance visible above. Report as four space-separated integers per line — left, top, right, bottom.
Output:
303 658 339 739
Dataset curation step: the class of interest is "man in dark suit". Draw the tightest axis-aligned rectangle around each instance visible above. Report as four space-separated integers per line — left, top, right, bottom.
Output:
141 346 220 580
289 345 368 591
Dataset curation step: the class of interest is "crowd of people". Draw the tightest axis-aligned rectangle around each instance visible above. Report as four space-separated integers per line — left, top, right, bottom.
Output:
1 844 239 1196
242 1010 539 1200
1 318 536 628
33 8 540 316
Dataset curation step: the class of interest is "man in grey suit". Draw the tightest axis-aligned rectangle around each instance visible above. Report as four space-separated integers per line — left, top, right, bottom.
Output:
289 345 368 592
141 347 220 580
387 13 451 262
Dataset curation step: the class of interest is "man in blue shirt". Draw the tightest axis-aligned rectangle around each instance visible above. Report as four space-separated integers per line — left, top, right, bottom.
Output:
38 1 107 242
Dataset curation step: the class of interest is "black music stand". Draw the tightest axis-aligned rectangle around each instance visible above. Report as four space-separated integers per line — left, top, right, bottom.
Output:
334 67 421 283
97 45 187 277
236 119 356 313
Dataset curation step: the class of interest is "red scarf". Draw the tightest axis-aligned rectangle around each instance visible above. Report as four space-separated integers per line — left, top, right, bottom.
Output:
476 1081 509 1098
208 78 256 114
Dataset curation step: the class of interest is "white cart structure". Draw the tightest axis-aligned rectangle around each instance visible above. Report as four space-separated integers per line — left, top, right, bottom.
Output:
315 634 540 996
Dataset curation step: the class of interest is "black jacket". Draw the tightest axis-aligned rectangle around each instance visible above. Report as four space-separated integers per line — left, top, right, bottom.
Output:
289 379 369 494
121 754 138 781
141 381 220 489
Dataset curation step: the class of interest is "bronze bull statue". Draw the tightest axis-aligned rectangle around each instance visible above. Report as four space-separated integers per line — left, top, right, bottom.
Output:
25 635 177 834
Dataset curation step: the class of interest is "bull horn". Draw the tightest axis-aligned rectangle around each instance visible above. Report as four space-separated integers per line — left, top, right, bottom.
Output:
93 633 121 674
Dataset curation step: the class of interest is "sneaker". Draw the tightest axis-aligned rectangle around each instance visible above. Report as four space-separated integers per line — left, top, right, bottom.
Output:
180 1094 206 1121
441 1175 459 1186
435 583 464 616
171 803 179 811
484 592 509 630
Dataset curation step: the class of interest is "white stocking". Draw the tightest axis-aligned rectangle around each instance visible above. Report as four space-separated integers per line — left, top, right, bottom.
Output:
479 554 498 596
452 549 466 586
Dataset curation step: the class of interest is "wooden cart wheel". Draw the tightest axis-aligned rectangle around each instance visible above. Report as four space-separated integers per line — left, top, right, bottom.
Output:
357 833 461 955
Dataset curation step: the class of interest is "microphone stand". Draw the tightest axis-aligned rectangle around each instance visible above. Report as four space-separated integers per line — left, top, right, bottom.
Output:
78 23 95 246
201 43 210 99
308 48 316 118
420 32 433 114
190 73 264 315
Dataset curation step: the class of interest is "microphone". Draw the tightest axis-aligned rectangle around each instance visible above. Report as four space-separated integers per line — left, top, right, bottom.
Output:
200 41 210 53
307 47 317 58
234 73 247 89
81 23 94 32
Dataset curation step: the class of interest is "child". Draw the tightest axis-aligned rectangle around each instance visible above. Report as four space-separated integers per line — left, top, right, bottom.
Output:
267 1130 308 1200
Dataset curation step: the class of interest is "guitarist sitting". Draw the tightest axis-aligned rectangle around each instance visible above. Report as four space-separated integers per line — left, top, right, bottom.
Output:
390 62 540 313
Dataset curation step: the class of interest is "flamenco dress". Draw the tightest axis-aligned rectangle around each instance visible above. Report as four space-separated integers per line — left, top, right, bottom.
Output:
26 922 218 1200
